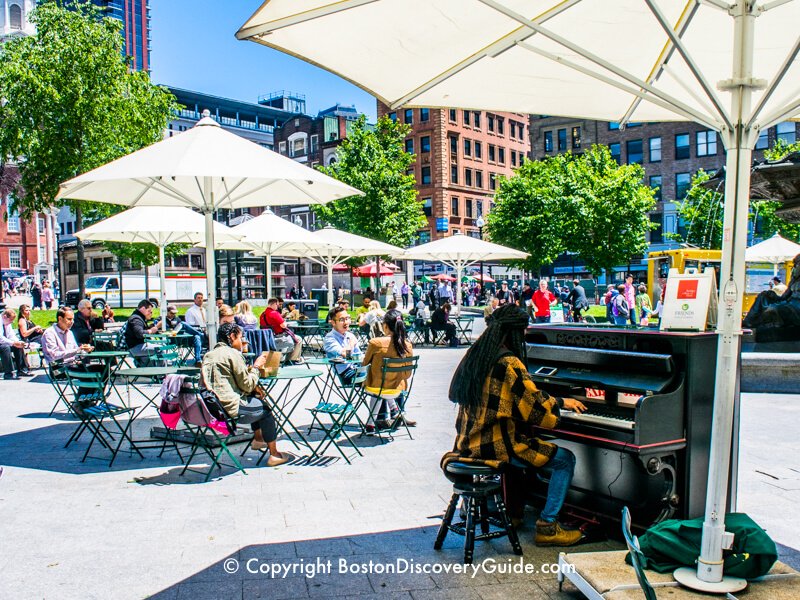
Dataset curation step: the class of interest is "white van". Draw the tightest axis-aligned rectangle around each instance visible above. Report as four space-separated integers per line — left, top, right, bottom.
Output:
66 275 205 309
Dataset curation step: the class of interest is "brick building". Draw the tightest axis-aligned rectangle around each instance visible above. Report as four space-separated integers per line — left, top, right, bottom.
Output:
378 103 530 245
528 116 799 279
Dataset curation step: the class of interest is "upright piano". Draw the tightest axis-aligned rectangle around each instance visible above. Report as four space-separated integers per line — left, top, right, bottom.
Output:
524 324 720 529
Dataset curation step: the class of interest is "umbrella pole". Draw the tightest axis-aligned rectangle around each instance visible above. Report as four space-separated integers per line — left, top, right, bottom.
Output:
159 245 167 332
455 262 464 314
266 254 273 300
203 192 218 346
327 250 334 309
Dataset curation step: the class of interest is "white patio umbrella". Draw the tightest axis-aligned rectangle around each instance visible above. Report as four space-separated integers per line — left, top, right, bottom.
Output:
238 0 800 591
280 226 403 308
213 210 322 299
399 233 528 310
75 206 241 331
745 233 800 274
56 117 363 344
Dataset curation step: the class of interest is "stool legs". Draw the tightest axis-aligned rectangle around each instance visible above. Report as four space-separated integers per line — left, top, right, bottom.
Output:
434 493 459 550
479 498 490 535
464 497 477 564
494 493 523 555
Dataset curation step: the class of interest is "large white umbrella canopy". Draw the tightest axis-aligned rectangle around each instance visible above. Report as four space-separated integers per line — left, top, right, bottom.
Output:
280 226 403 307
745 233 800 266
214 210 323 299
400 233 528 308
56 117 363 344
238 0 800 590
75 206 241 330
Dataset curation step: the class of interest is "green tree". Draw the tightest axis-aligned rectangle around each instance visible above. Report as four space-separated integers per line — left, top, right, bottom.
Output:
666 170 725 248
313 115 426 247
487 145 655 277
0 1 178 294
485 155 570 274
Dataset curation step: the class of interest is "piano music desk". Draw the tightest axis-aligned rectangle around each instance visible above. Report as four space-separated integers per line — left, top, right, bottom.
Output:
557 550 800 599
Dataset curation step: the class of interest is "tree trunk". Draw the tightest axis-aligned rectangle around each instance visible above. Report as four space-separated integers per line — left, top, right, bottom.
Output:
75 204 86 299
144 264 150 301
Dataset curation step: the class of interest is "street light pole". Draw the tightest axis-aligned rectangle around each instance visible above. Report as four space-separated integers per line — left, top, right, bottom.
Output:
294 216 303 296
476 215 485 304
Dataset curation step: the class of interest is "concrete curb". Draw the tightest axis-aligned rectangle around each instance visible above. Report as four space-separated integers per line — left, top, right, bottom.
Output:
741 352 800 393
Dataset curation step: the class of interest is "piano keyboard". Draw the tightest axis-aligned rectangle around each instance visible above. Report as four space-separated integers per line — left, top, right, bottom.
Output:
560 409 636 430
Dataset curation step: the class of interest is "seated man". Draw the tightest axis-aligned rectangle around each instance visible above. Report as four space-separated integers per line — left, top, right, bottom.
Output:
1 308 31 379
323 306 363 385
164 304 204 365
124 300 161 359
259 298 303 364
184 292 207 330
429 302 458 347
72 299 105 346
483 297 499 325
281 301 301 321
41 307 90 366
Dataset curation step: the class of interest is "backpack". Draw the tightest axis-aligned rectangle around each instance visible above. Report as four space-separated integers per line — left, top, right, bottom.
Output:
613 295 629 318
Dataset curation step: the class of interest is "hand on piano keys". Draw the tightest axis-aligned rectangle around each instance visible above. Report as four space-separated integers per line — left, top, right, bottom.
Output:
562 397 588 413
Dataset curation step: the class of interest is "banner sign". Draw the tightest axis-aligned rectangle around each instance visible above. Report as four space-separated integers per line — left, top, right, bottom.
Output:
660 267 718 331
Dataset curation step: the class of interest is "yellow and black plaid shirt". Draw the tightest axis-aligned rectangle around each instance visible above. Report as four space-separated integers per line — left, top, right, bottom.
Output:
442 353 562 471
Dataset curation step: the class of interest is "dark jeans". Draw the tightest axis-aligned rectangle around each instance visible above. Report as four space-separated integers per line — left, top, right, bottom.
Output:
535 316 551 323
0 344 25 376
178 322 205 362
236 397 277 442
428 323 457 346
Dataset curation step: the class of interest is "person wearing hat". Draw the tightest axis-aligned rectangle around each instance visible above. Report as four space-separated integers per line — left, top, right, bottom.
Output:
442 304 586 546
771 276 788 295
496 280 516 306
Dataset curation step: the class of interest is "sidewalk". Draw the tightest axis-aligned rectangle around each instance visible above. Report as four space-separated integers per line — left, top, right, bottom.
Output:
0 343 798 599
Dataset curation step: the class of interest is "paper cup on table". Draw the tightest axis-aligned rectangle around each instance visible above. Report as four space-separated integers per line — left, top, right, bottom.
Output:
258 351 282 377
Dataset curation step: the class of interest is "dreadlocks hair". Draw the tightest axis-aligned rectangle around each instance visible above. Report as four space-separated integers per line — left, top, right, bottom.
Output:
448 303 530 415
216 322 242 347
383 309 409 357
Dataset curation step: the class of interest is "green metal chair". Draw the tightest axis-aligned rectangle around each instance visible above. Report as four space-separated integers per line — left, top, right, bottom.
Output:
44 356 74 417
306 364 369 463
362 355 419 442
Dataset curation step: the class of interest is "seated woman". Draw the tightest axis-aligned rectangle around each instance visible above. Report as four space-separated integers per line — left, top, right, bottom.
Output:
234 301 259 331
218 304 235 325
361 309 417 430
101 304 115 324
430 302 458 347
281 301 301 322
357 300 385 338
201 322 289 466
444 304 587 546
17 303 44 348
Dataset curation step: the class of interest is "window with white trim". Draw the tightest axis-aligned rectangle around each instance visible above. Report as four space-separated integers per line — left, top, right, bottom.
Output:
9 249 22 269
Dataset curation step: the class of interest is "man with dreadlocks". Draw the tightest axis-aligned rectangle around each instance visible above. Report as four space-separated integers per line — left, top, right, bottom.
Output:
443 304 587 546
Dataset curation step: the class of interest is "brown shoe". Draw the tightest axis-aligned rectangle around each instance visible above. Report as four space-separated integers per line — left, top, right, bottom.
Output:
535 520 583 547
266 454 290 467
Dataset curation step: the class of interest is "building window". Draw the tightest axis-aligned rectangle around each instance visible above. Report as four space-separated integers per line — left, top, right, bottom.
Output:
421 136 431 153
511 151 517 166
675 133 690 159
697 130 717 156
404 108 413 124
476 200 484 216
488 115 495 132
421 166 431 185
451 165 458 184
488 145 496 162
37 218 46 234
474 141 482 159
572 127 581 149
609 143 621 164
290 136 307 157
649 137 662 162
405 139 414 154
650 175 662 202
498 148 505 164
473 112 481 129
6 204 20 233
422 197 432 217
466 199 474 218
9 4 22 29
417 230 431 245
450 136 458 155
388 112 397 122
173 255 189 268
451 197 460 216
8 248 21 268
609 122 620 130
626 139 643 164
463 110 470 126
557 129 567 152
544 131 553 153
497 118 504 136
509 122 516 138
675 172 691 199
464 168 473 187
449 109 457 122
650 213 663 243
463 139 472 156
489 173 497 191
310 134 319 154
777 121 796 144
475 171 483 189
278 141 286 155
420 108 430 122
755 129 769 150
104 257 114 271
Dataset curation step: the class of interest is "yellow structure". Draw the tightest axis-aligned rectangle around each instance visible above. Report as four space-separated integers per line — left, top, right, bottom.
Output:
646 248 792 317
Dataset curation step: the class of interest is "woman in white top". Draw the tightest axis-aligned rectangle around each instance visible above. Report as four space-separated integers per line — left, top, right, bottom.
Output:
233 300 259 331
358 300 385 338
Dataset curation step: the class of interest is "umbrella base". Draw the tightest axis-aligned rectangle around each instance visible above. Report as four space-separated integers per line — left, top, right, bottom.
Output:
673 567 747 594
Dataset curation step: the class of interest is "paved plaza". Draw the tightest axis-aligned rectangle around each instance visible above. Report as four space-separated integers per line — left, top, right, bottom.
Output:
0 335 798 599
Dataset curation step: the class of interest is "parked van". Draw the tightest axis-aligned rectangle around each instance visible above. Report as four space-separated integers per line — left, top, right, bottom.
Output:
65 274 205 309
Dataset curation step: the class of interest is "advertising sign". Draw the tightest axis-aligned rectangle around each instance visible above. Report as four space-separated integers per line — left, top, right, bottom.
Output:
660 268 718 331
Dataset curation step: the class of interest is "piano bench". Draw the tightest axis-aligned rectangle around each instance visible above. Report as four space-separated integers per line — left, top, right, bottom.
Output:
434 462 523 564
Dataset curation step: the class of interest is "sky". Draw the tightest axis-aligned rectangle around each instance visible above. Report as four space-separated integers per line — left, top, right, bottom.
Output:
149 0 377 120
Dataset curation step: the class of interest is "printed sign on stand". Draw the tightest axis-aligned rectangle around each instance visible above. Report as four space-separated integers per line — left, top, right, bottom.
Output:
660 267 718 331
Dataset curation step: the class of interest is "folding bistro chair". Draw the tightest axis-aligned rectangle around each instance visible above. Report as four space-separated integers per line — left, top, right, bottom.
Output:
306 364 369 463
64 367 141 467
363 356 419 442
44 358 75 417
177 378 246 482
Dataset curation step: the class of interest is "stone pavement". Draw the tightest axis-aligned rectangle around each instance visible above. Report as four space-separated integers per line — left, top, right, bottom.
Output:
0 335 798 599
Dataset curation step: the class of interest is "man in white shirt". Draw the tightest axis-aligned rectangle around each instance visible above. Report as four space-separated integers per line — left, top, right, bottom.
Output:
185 292 207 329
41 307 91 365
1 308 31 379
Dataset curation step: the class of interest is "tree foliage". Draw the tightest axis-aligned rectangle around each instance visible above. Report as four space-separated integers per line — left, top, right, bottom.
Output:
313 115 426 248
102 242 190 269
487 145 656 276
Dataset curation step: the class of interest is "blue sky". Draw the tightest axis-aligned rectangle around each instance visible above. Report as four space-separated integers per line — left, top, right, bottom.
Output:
149 0 377 120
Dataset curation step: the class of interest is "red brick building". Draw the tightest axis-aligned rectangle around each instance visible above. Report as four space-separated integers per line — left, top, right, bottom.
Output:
378 103 530 242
